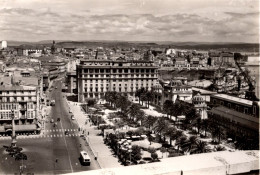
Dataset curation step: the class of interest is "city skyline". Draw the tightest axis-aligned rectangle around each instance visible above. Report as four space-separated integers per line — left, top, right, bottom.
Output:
0 0 259 43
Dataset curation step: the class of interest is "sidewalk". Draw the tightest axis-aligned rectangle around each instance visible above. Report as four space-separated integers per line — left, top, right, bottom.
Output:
67 101 123 169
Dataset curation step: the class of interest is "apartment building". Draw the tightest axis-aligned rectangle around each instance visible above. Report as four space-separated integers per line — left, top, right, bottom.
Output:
0 85 40 134
77 58 158 102
208 94 259 137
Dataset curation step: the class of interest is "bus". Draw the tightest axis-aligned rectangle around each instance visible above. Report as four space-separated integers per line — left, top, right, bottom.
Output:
80 151 91 166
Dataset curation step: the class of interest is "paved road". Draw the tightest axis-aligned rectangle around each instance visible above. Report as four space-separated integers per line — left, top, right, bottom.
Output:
0 78 100 174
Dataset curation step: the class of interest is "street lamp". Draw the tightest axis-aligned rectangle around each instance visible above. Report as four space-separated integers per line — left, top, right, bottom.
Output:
128 145 132 164
11 109 17 147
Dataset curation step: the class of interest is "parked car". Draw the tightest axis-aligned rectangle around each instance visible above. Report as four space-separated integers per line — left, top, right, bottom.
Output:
65 131 69 136
71 115 75 120
50 119 54 123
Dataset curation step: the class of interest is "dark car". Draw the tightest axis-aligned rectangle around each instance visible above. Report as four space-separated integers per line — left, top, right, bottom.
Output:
57 118 60 122
65 131 69 136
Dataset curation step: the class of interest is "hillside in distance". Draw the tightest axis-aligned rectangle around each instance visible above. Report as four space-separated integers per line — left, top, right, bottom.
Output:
7 40 259 52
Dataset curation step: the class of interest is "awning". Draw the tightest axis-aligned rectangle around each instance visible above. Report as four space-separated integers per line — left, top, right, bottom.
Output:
15 125 37 131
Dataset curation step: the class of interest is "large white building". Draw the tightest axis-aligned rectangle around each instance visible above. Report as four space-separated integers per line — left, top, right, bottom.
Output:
77 58 158 102
1 40 7 49
0 85 40 134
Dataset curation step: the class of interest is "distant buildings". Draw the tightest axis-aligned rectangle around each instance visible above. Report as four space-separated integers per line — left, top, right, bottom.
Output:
77 58 158 102
1 41 7 49
16 45 44 57
208 51 235 67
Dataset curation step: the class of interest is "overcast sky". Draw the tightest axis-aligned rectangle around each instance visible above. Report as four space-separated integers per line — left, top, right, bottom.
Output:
0 0 259 43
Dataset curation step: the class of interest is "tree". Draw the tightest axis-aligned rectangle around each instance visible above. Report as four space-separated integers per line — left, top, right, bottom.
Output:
183 107 199 130
111 91 119 108
135 110 145 126
192 140 211 154
180 136 198 154
175 135 187 153
148 134 154 145
143 115 157 131
165 126 177 146
201 119 211 137
135 88 146 104
190 117 202 135
215 145 226 151
131 145 142 162
163 100 174 118
145 91 154 108
211 125 226 143
151 152 158 161
153 118 170 141
127 103 141 121
87 99 95 106
116 95 130 112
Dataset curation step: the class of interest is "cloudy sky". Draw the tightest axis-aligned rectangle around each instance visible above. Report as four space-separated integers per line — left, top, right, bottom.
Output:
0 0 259 43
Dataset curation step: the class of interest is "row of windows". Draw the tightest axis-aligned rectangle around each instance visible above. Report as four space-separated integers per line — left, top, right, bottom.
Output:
83 68 156 73
0 112 16 119
85 83 153 87
213 99 257 115
84 86 151 93
85 74 155 77
0 97 34 102
85 79 156 83
0 103 35 110
0 91 35 95
0 111 35 119
172 88 191 91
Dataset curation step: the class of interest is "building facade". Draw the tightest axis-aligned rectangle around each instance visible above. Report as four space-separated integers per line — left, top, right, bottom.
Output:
0 85 40 134
152 77 193 106
208 94 259 137
66 71 77 93
77 58 158 102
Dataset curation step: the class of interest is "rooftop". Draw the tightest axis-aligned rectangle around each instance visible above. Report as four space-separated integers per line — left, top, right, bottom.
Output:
67 150 259 175
212 94 253 106
192 87 217 94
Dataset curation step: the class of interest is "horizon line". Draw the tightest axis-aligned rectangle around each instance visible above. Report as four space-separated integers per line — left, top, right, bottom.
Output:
2 39 260 45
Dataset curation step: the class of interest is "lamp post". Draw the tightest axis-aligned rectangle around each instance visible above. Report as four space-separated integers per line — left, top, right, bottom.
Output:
11 109 17 147
128 145 132 164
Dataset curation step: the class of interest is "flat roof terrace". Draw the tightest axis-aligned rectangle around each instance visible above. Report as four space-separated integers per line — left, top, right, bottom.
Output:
67 150 259 175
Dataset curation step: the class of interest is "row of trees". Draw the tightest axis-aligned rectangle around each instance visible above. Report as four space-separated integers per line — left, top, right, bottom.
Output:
135 88 154 108
104 91 258 153
104 91 220 154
